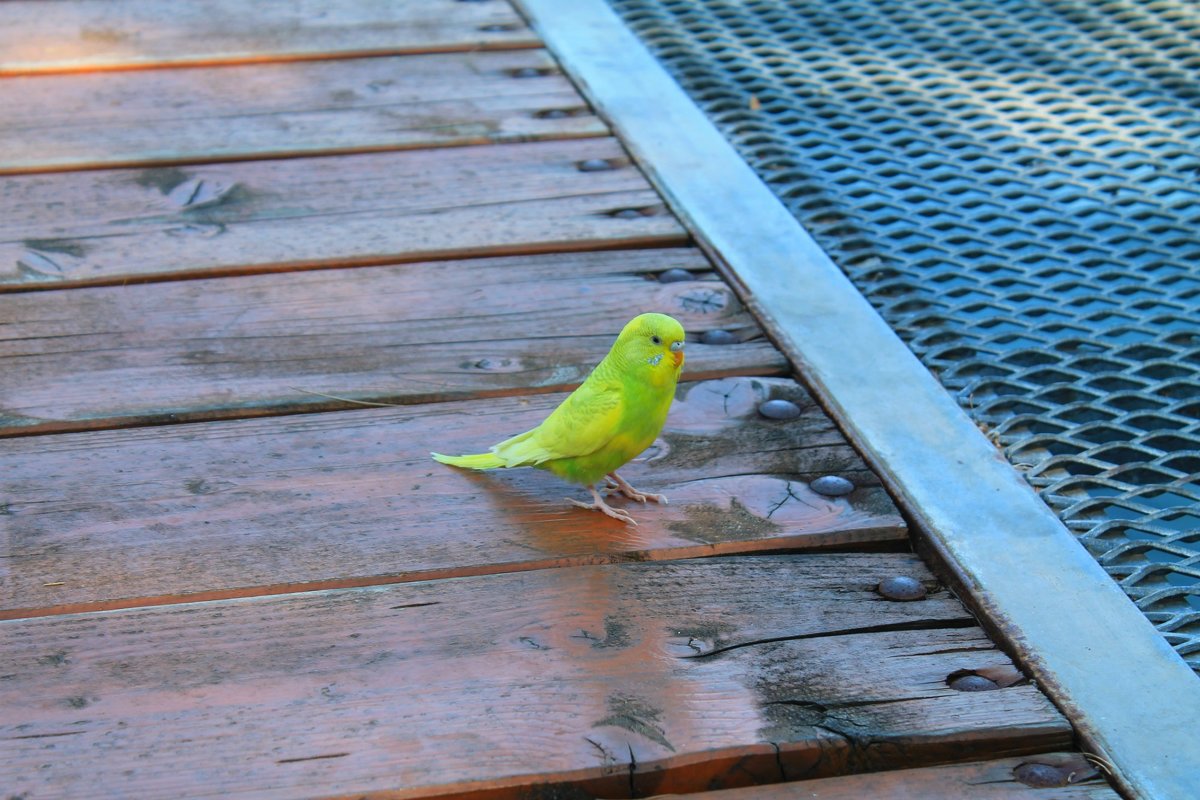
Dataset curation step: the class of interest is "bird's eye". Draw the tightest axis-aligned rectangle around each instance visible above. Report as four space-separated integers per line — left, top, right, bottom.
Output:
651 334 662 345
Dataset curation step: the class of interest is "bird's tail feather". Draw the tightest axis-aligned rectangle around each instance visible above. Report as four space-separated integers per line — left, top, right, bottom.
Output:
431 451 506 470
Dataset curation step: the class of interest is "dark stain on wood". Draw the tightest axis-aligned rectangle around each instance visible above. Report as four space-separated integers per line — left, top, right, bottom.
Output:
666 496 783 544
595 693 675 753
576 616 632 650
21 239 89 258
132 166 192 193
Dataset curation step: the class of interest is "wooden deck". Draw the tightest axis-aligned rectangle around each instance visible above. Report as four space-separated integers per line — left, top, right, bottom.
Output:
1 3 1120 798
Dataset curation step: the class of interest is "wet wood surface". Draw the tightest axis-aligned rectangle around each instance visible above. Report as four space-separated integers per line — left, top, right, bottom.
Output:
0 249 786 436
0 0 538 75
1 377 899 618
1 555 1072 800
675 755 1119 799
0 1 1109 797
0 138 683 289
0 51 605 174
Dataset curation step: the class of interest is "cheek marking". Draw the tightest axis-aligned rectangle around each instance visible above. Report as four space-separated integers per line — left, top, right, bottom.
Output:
646 353 664 366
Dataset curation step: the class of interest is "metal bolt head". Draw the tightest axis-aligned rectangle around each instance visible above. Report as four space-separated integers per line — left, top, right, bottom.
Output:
578 158 614 172
658 268 694 283
1013 762 1071 788
948 673 999 692
876 575 926 601
810 475 854 496
701 329 738 345
758 399 801 420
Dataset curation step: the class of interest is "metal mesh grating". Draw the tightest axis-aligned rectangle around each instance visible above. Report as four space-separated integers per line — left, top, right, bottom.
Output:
608 0 1200 670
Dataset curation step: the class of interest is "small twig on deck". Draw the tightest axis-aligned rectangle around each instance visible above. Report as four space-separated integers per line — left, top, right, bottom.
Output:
287 386 406 408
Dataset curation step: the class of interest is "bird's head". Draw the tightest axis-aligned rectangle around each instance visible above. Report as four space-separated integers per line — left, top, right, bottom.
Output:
614 313 686 375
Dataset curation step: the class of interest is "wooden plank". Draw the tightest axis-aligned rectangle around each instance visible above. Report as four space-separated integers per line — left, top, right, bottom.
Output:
0 0 539 75
672 755 1119 799
0 249 786 436
0 51 607 174
0 138 684 289
0 555 1072 799
518 4 1200 799
1 377 900 618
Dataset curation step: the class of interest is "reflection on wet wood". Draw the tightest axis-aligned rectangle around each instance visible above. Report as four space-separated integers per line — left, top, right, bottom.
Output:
675 754 1119 799
0 138 684 288
0 249 787 436
0 556 1071 799
1 377 898 617
0 51 606 173
0 0 538 74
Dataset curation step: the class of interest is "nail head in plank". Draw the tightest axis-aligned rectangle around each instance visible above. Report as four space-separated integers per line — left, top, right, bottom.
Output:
0 556 1070 799
0 249 787 436
1 378 901 618
0 52 607 174
0 138 685 289
0 0 539 75
513 2 1200 797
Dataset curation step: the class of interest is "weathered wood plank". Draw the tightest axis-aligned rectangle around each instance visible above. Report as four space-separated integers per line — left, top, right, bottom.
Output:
675 755 1119 799
0 51 606 174
1 377 899 618
0 0 538 75
0 555 1072 799
0 138 684 289
0 249 785 436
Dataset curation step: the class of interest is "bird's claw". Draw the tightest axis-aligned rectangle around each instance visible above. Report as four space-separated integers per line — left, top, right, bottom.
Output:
605 472 668 505
568 497 638 526
604 487 666 504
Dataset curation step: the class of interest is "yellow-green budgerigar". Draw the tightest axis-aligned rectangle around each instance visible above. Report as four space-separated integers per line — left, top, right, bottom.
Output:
432 313 685 525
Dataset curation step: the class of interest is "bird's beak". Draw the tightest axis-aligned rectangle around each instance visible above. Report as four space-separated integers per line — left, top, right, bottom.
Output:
670 340 684 367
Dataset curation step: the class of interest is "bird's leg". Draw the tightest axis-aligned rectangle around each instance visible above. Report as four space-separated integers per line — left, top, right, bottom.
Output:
606 471 668 505
568 484 638 526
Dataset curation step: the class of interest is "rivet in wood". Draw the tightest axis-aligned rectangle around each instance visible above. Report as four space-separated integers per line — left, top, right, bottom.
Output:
537 108 572 119
1013 762 1073 788
611 208 645 219
758 399 801 420
810 475 854 496
578 158 614 172
875 575 926 601
510 67 545 78
658 268 694 283
701 329 738 345
947 672 999 692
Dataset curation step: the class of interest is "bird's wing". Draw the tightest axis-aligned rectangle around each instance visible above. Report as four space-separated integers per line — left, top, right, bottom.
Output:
492 376 624 465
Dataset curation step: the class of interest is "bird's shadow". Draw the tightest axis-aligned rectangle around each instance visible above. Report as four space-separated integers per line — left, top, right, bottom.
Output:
438 466 656 555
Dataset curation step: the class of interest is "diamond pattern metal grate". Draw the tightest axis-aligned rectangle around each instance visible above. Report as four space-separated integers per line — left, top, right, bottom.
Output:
608 0 1200 670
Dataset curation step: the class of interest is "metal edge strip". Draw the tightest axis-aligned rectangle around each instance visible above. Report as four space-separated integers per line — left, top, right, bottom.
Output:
513 1 1200 797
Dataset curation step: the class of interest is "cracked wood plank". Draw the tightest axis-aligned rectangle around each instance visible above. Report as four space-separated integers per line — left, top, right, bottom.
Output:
0 0 538 75
0 137 684 289
674 754 1120 799
0 249 786 436
0 555 1072 799
1 377 901 618
0 51 606 175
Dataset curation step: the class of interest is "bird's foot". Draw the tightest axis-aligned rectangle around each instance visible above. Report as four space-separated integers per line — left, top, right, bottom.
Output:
605 471 668 505
569 485 638 526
